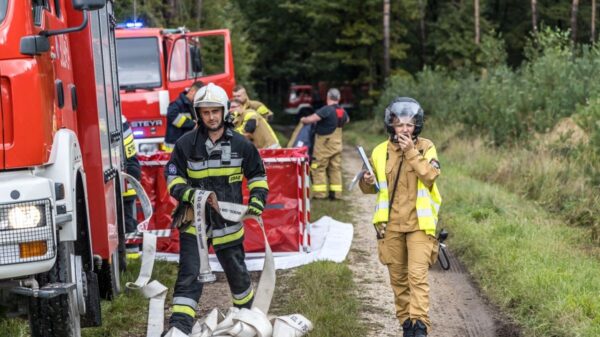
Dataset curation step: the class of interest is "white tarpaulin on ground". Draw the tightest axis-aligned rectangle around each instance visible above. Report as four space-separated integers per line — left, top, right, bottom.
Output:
155 216 353 271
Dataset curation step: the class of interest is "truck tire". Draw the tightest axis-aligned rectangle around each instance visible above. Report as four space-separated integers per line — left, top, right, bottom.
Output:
29 241 81 337
80 270 102 327
98 251 121 300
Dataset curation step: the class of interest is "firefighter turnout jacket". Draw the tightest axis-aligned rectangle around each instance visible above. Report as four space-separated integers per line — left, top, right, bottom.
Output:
165 92 196 149
122 117 141 198
244 99 273 120
359 138 441 235
234 109 280 149
165 127 269 249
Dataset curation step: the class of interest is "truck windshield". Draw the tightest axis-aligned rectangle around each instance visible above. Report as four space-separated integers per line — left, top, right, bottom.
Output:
116 37 162 90
0 0 7 24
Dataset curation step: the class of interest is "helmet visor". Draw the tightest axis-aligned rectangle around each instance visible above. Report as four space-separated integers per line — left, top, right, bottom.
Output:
387 102 421 120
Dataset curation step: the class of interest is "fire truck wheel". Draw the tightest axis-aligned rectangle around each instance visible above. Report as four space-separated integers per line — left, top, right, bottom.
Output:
29 241 81 337
98 250 122 300
81 270 102 327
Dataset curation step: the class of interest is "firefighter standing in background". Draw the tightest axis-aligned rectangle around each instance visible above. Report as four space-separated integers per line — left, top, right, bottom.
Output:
232 84 274 121
164 81 205 152
230 98 281 149
121 116 142 249
164 83 269 335
360 97 441 337
300 88 349 200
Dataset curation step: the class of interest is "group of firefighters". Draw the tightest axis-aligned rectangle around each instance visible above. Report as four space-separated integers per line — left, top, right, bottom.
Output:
123 81 440 337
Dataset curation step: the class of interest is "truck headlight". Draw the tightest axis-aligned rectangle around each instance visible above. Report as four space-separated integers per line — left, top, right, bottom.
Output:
138 143 159 155
8 205 43 229
0 201 49 230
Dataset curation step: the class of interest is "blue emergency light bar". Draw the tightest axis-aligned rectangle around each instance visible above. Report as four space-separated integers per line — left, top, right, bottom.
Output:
117 20 144 29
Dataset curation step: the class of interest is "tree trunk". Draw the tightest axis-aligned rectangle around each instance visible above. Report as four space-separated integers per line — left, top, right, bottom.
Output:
197 0 203 28
531 0 538 34
571 0 579 43
474 0 480 45
592 0 597 43
419 0 426 69
383 0 391 79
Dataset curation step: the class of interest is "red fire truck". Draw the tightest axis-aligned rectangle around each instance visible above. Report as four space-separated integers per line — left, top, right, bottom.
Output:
115 26 235 155
285 82 355 117
0 0 128 336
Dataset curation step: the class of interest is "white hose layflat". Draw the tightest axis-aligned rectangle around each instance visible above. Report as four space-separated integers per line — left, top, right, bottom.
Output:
128 189 313 337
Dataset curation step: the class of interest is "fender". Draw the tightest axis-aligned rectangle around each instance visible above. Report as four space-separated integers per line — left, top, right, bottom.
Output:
35 129 93 268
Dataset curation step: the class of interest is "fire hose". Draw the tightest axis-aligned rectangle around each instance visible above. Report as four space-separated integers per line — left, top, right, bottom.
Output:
122 175 313 337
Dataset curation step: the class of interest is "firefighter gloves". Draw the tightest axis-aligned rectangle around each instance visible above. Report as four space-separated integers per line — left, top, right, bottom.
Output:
248 196 264 216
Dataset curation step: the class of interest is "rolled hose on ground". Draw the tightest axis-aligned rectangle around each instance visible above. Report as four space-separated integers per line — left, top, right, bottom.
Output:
127 189 313 337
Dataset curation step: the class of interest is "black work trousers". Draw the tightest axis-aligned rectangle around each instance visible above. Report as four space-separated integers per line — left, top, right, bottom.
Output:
168 231 253 334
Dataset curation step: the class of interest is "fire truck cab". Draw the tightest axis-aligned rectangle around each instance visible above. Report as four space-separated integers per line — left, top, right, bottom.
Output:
0 0 128 335
115 26 235 155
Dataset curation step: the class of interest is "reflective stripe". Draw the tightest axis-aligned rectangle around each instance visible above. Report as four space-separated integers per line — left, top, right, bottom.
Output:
172 304 196 318
124 133 134 146
417 189 429 198
173 297 198 308
249 180 269 190
330 184 342 192
187 158 243 170
187 167 242 179
248 176 267 184
250 197 264 207
182 188 193 203
378 181 388 189
212 226 245 246
232 288 254 306
167 176 187 191
374 201 389 211
310 163 318 169
210 223 244 238
312 184 327 192
123 126 133 139
173 114 190 128
416 208 433 217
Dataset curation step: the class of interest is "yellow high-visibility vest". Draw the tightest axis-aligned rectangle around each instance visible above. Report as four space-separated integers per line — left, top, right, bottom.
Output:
371 140 441 236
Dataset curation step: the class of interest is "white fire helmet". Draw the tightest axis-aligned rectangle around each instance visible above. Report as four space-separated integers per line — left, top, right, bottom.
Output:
193 83 230 119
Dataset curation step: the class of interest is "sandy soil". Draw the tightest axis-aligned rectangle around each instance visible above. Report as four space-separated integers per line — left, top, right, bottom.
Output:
342 146 520 337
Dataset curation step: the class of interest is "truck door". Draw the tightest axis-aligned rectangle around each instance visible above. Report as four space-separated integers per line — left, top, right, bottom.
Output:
167 29 235 98
89 4 121 254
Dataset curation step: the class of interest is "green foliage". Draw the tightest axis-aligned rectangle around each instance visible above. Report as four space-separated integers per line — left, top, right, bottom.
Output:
379 28 600 145
440 161 600 336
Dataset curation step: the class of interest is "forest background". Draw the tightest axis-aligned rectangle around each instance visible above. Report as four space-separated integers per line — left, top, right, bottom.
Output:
115 0 599 241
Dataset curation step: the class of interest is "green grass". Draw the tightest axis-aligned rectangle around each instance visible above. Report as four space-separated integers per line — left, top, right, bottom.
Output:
441 161 600 337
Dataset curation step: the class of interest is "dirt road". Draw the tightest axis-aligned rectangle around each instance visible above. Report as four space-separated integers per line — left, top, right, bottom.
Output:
342 146 519 337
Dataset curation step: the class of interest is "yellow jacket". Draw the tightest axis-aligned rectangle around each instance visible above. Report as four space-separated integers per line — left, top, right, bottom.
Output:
360 138 441 234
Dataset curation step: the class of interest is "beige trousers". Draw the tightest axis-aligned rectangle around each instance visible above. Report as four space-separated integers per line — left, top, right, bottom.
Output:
311 128 343 198
377 229 438 332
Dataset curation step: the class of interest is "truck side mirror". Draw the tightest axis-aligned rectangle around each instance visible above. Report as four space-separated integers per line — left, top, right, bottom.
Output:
72 0 106 11
20 35 50 55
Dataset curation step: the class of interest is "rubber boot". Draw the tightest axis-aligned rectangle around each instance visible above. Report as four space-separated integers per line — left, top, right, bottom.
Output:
413 320 428 337
402 319 414 337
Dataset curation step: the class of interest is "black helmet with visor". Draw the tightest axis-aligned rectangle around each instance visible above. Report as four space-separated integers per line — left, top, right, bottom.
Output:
384 97 424 138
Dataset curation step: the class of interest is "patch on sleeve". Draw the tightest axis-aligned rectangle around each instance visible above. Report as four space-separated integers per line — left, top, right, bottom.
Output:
429 159 441 170
168 163 177 175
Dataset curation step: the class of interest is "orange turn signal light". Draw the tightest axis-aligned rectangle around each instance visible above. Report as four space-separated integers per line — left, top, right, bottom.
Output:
19 241 48 259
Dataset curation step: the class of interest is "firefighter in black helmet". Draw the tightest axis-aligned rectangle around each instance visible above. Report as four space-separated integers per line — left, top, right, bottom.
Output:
163 83 269 335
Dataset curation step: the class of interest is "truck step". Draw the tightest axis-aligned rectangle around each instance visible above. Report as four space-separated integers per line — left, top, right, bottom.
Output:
11 282 76 298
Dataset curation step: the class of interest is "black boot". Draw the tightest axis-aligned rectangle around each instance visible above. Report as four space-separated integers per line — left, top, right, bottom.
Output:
413 320 428 337
402 319 414 337
328 191 336 200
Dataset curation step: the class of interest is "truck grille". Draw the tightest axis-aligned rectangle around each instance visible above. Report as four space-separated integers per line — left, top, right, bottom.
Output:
0 200 55 265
